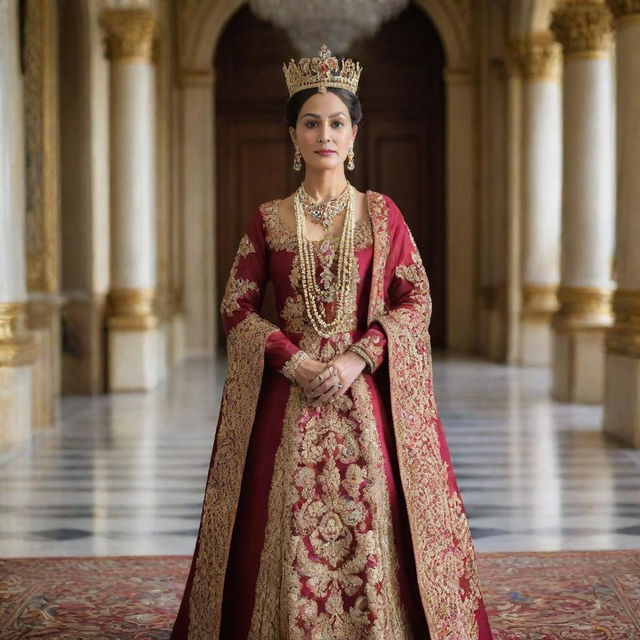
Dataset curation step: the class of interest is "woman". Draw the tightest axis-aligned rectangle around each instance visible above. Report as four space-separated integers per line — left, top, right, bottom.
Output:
171 44 493 640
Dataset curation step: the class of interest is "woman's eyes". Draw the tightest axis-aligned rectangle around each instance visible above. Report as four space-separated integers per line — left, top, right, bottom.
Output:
304 121 344 128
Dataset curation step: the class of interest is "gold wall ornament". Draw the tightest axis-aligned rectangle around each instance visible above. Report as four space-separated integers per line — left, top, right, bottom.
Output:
0 302 38 367
606 0 640 23
99 8 157 63
552 286 613 331
551 1 613 57
606 289 640 358
510 32 561 79
107 288 161 330
522 284 559 320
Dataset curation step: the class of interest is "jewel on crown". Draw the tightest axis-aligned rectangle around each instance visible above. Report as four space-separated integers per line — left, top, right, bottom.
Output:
283 44 362 98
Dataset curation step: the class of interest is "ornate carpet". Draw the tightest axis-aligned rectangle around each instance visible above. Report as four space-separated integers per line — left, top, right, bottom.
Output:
1 550 639 639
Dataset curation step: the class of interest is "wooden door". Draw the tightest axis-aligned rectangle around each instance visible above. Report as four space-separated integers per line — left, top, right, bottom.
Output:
214 2 446 348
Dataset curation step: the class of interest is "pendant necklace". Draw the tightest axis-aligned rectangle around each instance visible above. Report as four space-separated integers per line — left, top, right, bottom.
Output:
298 180 351 229
294 184 356 338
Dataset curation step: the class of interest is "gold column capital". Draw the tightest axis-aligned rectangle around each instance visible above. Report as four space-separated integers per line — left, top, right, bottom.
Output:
522 284 559 319
552 286 613 331
0 302 38 367
607 289 640 357
99 8 157 63
606 0 640 24
551 1 613 57
107 288 161 330
510 32 561 80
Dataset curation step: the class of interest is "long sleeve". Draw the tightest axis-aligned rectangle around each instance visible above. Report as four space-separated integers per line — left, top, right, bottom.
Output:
220 209 308 382
350 204 431 374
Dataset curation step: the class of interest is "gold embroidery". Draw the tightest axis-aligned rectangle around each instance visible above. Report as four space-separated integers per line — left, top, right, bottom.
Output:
366 193 391 325
187 313 280 639
371 211 483 639
220 234 259 317
261 199 373 253
249 376 412 638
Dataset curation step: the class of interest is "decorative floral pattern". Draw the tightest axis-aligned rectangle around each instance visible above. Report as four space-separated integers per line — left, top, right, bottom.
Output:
249 377 412 638
219 234 259 317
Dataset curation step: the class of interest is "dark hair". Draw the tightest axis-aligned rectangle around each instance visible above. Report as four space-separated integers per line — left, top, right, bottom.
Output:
285 86 363 129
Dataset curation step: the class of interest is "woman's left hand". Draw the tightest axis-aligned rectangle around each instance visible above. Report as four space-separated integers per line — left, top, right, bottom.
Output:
303 350 366 406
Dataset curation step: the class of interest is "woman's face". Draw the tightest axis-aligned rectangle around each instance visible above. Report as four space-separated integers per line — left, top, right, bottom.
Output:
289 91 358 173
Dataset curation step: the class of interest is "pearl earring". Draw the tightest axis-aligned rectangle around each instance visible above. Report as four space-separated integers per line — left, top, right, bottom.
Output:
347 146 355 171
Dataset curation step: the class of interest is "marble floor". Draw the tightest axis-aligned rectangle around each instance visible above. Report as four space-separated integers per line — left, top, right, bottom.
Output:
1 354 639 558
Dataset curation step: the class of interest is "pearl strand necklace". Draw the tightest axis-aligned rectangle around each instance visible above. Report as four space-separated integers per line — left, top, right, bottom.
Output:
294 185 356 338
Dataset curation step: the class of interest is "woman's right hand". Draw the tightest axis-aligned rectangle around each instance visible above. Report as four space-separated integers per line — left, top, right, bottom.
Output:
294 358 330 393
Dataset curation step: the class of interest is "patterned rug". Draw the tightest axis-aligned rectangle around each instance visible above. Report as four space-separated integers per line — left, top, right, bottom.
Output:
1 550 639 639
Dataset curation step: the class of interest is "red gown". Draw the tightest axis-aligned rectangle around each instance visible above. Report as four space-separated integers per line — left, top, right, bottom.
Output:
170 191 494 639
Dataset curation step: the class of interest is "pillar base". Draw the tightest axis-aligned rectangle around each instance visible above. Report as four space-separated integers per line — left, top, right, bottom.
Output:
520 316 552 366
552 329 606 403
603 352 640 448
108 325 168 391
31 321 60 429
0 366 33 451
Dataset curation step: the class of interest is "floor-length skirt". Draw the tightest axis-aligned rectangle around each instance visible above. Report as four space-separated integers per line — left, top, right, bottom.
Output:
171 360 430 639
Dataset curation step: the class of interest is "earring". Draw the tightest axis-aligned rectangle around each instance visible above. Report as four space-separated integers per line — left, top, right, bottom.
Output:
347 146 355 171
293 145 302 171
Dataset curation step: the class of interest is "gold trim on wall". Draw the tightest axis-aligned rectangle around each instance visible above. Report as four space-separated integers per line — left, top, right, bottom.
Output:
0 303 38 367
24 0 59 295
607 289 640 358
99 8 157 63
107 288 161 330
552 286 613 331
551 1 613 56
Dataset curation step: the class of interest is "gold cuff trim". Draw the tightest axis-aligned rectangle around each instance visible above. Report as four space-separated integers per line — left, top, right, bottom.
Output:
281 350 309 383
107 288 160 330
349 344 374 373
0 302 38 367
552 286 613 331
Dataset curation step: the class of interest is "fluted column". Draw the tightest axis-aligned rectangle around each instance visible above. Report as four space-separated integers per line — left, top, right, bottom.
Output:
0 0 38 449
604 0 640 446
511 32 562 366
550 1 615 403
100 8 167 391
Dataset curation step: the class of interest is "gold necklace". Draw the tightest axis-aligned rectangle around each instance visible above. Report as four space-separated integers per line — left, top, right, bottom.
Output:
294 184 355 337
298 181 351 229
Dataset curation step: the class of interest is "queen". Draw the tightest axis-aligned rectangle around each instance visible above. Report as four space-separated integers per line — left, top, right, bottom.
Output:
170 44 494 640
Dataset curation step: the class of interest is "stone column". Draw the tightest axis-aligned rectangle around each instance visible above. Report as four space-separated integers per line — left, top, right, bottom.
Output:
511 32 562 366
603 0 640 446
100 8 167 391
0 0 38 449
550 1 615 403
23 0 61 428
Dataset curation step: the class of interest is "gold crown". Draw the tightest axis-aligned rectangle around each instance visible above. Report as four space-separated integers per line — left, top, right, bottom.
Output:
283 44 362 98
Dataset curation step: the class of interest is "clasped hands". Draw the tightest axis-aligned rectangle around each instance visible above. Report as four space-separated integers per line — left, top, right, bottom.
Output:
293 351 366 406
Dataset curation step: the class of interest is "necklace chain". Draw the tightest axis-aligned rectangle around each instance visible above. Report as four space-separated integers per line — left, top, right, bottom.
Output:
298 180 351 229
294 183 356 338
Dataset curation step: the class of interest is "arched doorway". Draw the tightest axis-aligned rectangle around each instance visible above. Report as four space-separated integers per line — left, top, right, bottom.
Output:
214 2 446 348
